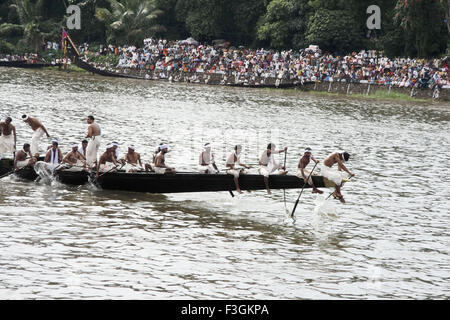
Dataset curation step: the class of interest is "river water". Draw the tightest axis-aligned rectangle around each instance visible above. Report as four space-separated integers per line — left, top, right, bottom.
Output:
0 68 449 299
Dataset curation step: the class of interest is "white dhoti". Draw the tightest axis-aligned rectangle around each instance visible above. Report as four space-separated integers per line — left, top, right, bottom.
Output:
296 168 313 184
86 136 101 166
154 167 167 174
123 163 142 172
64 160 86 172
226 168 246 178
30 127 45 155
16 159 31 169
99 162 117 172
321 165 343 185
198 164 217 174
258 164 280 178
0 134 14 157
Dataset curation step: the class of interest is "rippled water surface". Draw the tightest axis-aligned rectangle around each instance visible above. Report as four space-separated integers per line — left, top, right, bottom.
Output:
0 68 449 299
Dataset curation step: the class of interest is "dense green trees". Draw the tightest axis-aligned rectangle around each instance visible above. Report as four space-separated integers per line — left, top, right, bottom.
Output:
0 0 448 57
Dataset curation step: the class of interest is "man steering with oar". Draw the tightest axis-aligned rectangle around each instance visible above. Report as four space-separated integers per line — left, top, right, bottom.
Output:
322 151 354 203
296 147 323 194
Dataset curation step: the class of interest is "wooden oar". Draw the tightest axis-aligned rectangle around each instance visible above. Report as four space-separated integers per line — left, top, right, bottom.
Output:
290 161 319 218
0 170 14 179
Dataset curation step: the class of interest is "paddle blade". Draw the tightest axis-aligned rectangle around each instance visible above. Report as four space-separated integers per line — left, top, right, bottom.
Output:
291 200 299 218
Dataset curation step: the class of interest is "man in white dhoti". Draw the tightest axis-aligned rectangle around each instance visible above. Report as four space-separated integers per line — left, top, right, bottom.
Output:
35 140 62 175
296 147 323 194
154 144 176 174
22 114 50 155
226 145 250 194
198 143 219 174
62 143 87 171
85 115 102 167
96 144 120 177
14 143 37 171
258 143 288 194
322 151 354 203
122 145 143 172
0 117 16 159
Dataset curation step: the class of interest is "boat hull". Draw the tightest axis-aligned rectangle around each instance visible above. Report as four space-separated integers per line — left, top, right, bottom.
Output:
96 172 331 193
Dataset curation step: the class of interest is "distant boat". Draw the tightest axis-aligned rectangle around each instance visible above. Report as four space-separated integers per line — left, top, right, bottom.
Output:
0 60 61 68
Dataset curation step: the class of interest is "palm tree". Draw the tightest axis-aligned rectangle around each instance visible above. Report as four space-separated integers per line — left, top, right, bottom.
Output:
96 0 165 45
8 0 47 53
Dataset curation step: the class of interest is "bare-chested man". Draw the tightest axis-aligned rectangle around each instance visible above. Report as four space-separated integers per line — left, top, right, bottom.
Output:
14 143 37 171
85 115 102 166
198 143 219 174
322 151 354 203
122 145 143 172
0 117 16 159
62 143 87 171
154 144 176 174
22 114 50 155
296 147 323 194
96 144 119 177
226 145 250 194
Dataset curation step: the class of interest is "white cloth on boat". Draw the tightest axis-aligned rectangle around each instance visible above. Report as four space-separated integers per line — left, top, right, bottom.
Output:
320 164 343 185
99 161 116 172
0 133 14 155
154 167 167 174
226 168 246 178
258 150 282 177
296 168 313 185
122 163 142 172
259 165 280 178
16 159 30 169
65 160 86 172
30 127 45 155
86 136 101 166
198 164 217 174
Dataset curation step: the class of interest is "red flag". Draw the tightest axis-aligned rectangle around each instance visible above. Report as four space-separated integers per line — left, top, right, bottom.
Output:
61 28 68 49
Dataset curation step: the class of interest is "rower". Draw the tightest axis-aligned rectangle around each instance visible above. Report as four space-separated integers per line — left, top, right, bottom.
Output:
62 143 87 171
96 144 119 177
85 115 101 167
198 143 219 174
111 141 122 163
322 151 354 203
122 145 143 172
14 143 37 171
296 147 323 194
258 143 288 194
36 139 63 174
79 139 88 157
0 117 16 160
154 144 176 174
22 114 50 156
226 145 250 194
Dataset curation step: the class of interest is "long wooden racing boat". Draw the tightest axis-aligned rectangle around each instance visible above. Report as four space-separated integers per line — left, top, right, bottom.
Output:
94 171 332 193
2 158 337 193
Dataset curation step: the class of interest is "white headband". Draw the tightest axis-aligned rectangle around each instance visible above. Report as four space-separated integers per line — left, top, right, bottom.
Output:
72 143 78 148
106 144 113 149
160 144 168 150
22 115 29 121
129 145 135 150
112 142 119 147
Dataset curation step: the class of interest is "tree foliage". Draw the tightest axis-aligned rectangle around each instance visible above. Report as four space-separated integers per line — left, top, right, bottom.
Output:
0 0 447 57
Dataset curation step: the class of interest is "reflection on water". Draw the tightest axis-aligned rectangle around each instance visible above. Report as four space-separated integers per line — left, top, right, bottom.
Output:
0 68 449 299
